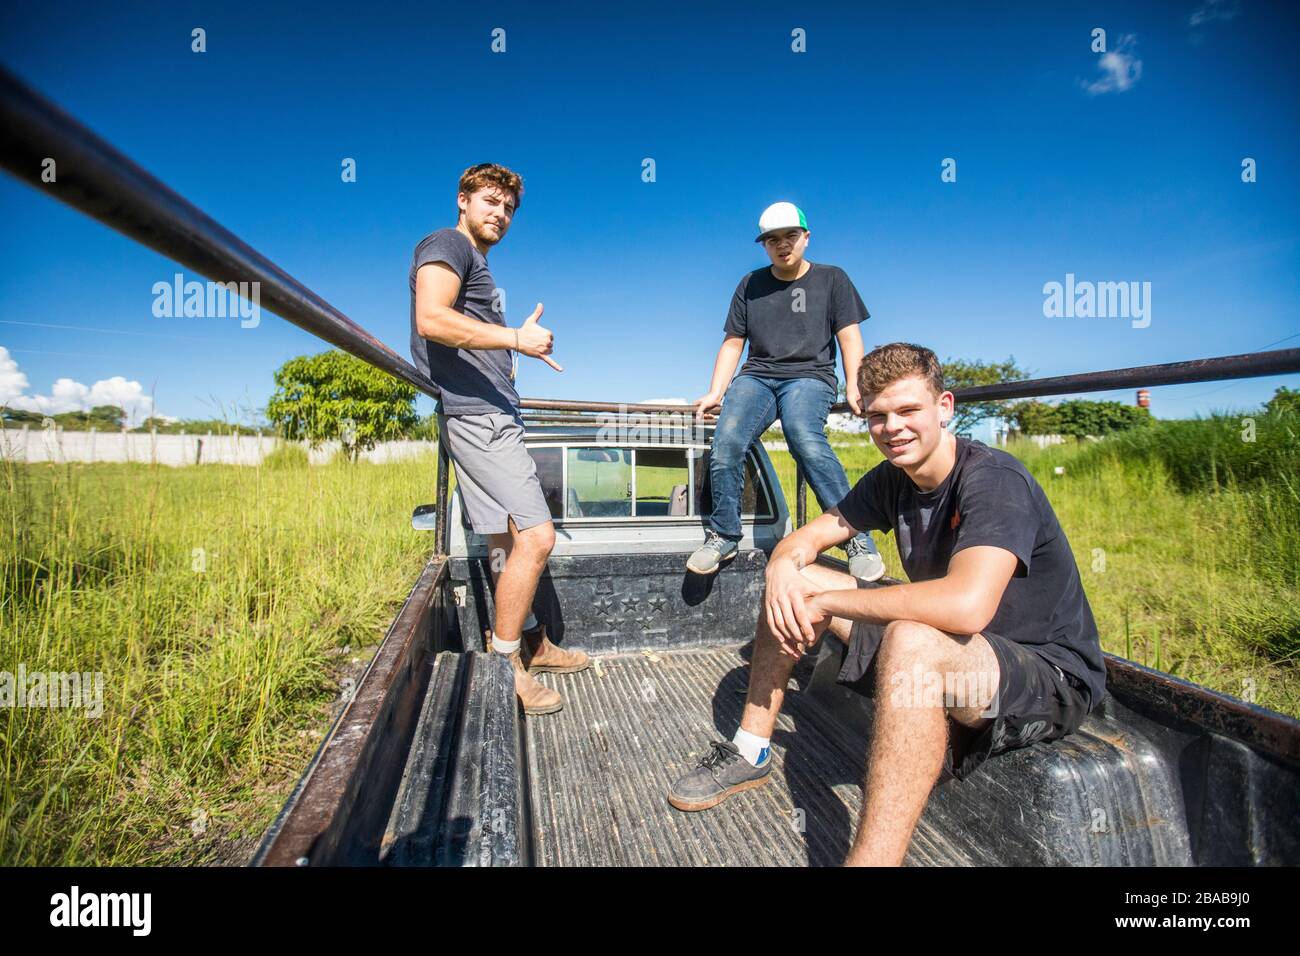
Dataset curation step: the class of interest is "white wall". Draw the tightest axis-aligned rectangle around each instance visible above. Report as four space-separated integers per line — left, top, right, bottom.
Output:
0 427 436 466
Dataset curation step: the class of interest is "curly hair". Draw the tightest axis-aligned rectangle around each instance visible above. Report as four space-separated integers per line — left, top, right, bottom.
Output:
457 163 523 208
858 342 945 398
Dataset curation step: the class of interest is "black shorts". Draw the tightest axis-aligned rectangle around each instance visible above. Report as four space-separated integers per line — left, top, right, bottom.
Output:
836 621 1092 781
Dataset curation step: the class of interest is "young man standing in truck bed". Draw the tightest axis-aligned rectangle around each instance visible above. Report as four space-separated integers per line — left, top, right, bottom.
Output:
689 202 885 583
410 163 588 715
668 342 1106 865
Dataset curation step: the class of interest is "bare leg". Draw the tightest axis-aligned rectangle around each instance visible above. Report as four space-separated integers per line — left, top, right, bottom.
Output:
844 620 999 866
486 517 554 643
739 562 857 739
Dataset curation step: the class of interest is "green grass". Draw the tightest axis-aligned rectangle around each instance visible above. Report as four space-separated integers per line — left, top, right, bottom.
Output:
1 453 436 865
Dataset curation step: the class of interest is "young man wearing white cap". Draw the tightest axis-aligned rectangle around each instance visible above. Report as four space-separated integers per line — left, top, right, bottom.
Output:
689 202 885 582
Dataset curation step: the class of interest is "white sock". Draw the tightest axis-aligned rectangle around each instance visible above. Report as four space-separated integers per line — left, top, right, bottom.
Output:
522 613 539 632
733 727 771 767
490 632 520 654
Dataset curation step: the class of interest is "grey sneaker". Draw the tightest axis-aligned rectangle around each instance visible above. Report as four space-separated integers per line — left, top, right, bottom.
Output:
667 740 771 811
686 530 739 575
845 536 886 582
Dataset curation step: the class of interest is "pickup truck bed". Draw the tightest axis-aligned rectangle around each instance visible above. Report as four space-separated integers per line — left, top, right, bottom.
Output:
376 639 973 868
531 645 870 867
524 645 969 867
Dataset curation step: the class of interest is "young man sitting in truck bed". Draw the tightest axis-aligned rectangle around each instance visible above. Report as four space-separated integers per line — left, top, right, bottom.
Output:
667 342 1107 866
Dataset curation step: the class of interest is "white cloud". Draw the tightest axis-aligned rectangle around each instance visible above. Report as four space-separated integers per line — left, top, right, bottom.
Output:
0 347 158 425
1082 33 1143 96
0 347 30 404
1189 0 1239 28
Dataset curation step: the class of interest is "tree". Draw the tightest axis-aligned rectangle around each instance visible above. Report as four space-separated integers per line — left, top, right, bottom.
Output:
1 407 42 426
1008 400 1061 436
86 405 127 429
1054 400 1151 438
1 405 126 429
408 413 440 442
941 356 1029 436
131 417 276 435
1010 398 1150 437
266 350 418 460
1266 386 1299 417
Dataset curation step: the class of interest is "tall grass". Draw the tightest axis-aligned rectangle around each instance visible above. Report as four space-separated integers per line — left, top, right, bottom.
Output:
1 453 436 865
1008 412 1299 711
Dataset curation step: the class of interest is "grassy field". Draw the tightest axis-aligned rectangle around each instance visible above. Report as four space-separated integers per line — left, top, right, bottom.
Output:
1 452 436 865
2 410 1297 864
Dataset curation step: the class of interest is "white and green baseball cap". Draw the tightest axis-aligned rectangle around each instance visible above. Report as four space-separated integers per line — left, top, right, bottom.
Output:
755 201 809 242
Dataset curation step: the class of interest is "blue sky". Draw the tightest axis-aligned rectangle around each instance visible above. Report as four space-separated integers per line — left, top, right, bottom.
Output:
1 0 1296 430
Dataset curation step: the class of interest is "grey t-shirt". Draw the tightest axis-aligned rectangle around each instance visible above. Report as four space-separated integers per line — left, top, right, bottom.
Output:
408 227 519 416
723 262 869 389
834 437 1106 708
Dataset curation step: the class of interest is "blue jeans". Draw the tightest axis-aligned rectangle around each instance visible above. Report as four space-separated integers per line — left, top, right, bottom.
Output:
707 374 868 549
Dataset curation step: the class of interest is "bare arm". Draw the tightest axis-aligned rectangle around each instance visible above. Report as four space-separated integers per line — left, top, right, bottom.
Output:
415 262 514 350
837 324 865 416
763 510 859 644
810 545 1018 640
415 262 561 369
693 336 746 419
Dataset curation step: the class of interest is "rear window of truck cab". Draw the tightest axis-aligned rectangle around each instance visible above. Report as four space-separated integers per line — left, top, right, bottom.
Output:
517 444 774 522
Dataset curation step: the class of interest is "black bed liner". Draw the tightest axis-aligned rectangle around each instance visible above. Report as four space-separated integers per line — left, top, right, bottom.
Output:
524 644 974 867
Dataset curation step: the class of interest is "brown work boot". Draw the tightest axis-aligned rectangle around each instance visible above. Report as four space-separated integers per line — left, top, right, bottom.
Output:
521 624 590 674
501 648 563 715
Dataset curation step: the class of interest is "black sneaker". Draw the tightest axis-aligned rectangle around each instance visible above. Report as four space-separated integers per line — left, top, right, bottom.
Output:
667 740 771 811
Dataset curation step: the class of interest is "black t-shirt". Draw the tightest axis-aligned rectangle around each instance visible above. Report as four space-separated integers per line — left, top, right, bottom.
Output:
723 262 869 389
835 437 1106 708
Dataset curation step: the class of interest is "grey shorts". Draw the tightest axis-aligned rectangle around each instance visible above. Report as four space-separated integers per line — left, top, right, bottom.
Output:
437 411 553 535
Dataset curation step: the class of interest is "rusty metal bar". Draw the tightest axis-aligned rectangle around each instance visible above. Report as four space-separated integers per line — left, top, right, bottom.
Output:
519 412 718 426
825 348 1300 413
7 68 1293 429
435 437 451 557
519 398 708 414
0 66 439 401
